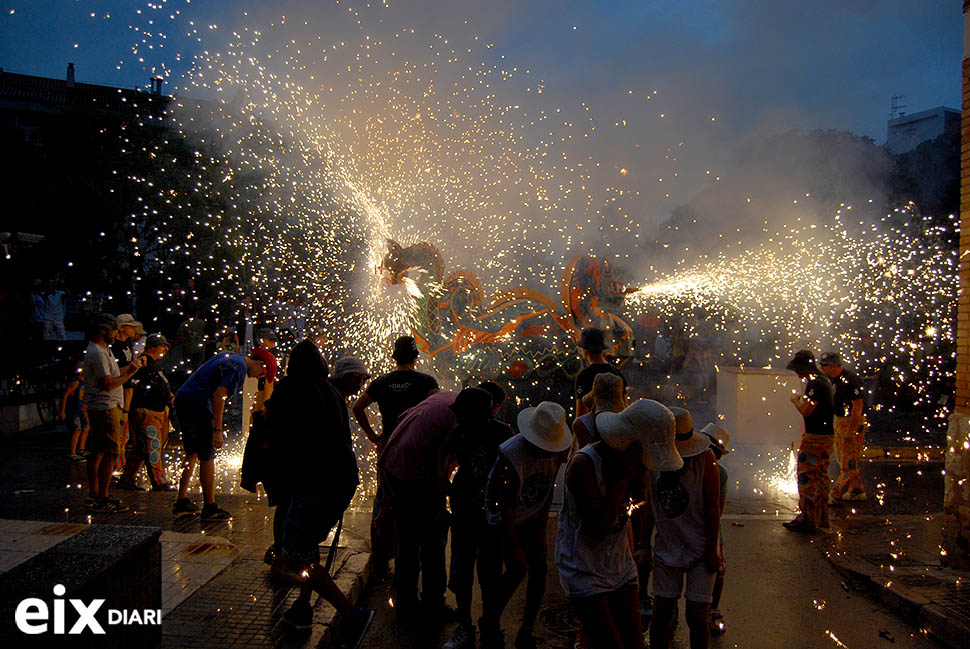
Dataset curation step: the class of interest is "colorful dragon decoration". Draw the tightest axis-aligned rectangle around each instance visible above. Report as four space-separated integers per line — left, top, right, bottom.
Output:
380 239 635 379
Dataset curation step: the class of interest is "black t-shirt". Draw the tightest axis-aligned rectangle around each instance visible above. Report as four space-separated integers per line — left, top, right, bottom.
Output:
803 375 835 435
451 419 514 514
574 363 626 402
111 340 136 390
130 357 173 412
830 368 865 417
365 369 439 436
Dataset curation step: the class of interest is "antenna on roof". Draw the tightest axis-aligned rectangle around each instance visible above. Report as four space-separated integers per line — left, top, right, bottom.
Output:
890 95 906 119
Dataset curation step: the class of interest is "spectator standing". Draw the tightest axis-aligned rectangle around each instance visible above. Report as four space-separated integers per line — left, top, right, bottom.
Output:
269 341 375 646
82 313 146 513
819 352 868 502
60 361 89 461
574 328 626 418
43 278 68 341
557 400 677 649
699 423 731 635
172 351 265 520
640 407 720 649
117 334 174 491
353 335 439 572
380 389 491 622
480 401 572 649
785 350 836 532
442 382 512 649
28 279 46 341
112 313 142 472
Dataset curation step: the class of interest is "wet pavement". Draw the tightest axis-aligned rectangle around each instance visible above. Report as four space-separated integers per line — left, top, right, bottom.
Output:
0 428 373 649
0 424 967 648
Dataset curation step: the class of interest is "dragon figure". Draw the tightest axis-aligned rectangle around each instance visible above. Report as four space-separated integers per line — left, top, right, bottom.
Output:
380 239 634 379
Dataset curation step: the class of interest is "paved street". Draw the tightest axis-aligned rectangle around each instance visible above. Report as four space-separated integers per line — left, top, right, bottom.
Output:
0 425 959 648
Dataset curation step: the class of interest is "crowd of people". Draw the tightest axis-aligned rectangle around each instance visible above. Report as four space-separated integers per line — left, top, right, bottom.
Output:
57 308 869 649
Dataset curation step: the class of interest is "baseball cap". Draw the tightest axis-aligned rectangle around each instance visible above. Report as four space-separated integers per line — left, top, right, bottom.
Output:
819 352 841 366
145 333 170 348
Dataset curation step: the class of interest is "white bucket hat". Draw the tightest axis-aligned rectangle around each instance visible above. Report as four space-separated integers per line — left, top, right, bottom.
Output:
596 399 683 472
516 401 572 453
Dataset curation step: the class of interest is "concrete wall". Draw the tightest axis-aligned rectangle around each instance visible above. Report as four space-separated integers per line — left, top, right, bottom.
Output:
945 2 970 569
716 366 803 446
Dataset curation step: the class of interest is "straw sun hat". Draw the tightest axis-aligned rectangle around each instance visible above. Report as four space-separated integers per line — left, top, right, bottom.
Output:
595 399 683 471
668 407 712 459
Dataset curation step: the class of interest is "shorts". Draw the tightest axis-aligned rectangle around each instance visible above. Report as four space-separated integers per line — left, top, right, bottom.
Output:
651 559 716 604
174 399 215 462
70 411 89 431
87 407 124 456
282 493 352 563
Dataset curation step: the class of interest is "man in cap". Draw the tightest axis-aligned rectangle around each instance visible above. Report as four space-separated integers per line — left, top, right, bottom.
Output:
82 313 147 513
480 401 572 649
112 313 143 472
117 334 174 491
819 352 867 502
353 335 439 572
640 406 721 649
785 350 835 532
380 388 492 623
172 350 266 520
574 328 626 418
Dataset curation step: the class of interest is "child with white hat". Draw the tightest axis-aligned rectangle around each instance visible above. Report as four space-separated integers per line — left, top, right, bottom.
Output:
642 407 721 649
480 401 572 649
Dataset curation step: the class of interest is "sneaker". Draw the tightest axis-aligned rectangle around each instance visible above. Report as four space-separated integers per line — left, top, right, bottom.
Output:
338 607 375 649
201 504 232 521
173 498 199 517
151 484 175 492
444 623 476 649
116 481 145 491
92 499 129 513
281 599 313 631
709 609 725 634
782 518 815 533
68 454 85 462
843 490 867 501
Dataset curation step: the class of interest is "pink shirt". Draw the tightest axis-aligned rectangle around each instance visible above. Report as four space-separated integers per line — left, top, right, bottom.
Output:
380 391 457 486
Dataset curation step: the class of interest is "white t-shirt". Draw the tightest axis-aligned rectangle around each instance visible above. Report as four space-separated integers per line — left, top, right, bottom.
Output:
82 341 123 411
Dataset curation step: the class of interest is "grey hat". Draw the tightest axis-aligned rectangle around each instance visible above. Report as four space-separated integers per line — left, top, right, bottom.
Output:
258 328 278 342
90 313 118 331
145 333 170 348
331 356 369 380
819 351 841 366
116 313 141 328
578 327 607 352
